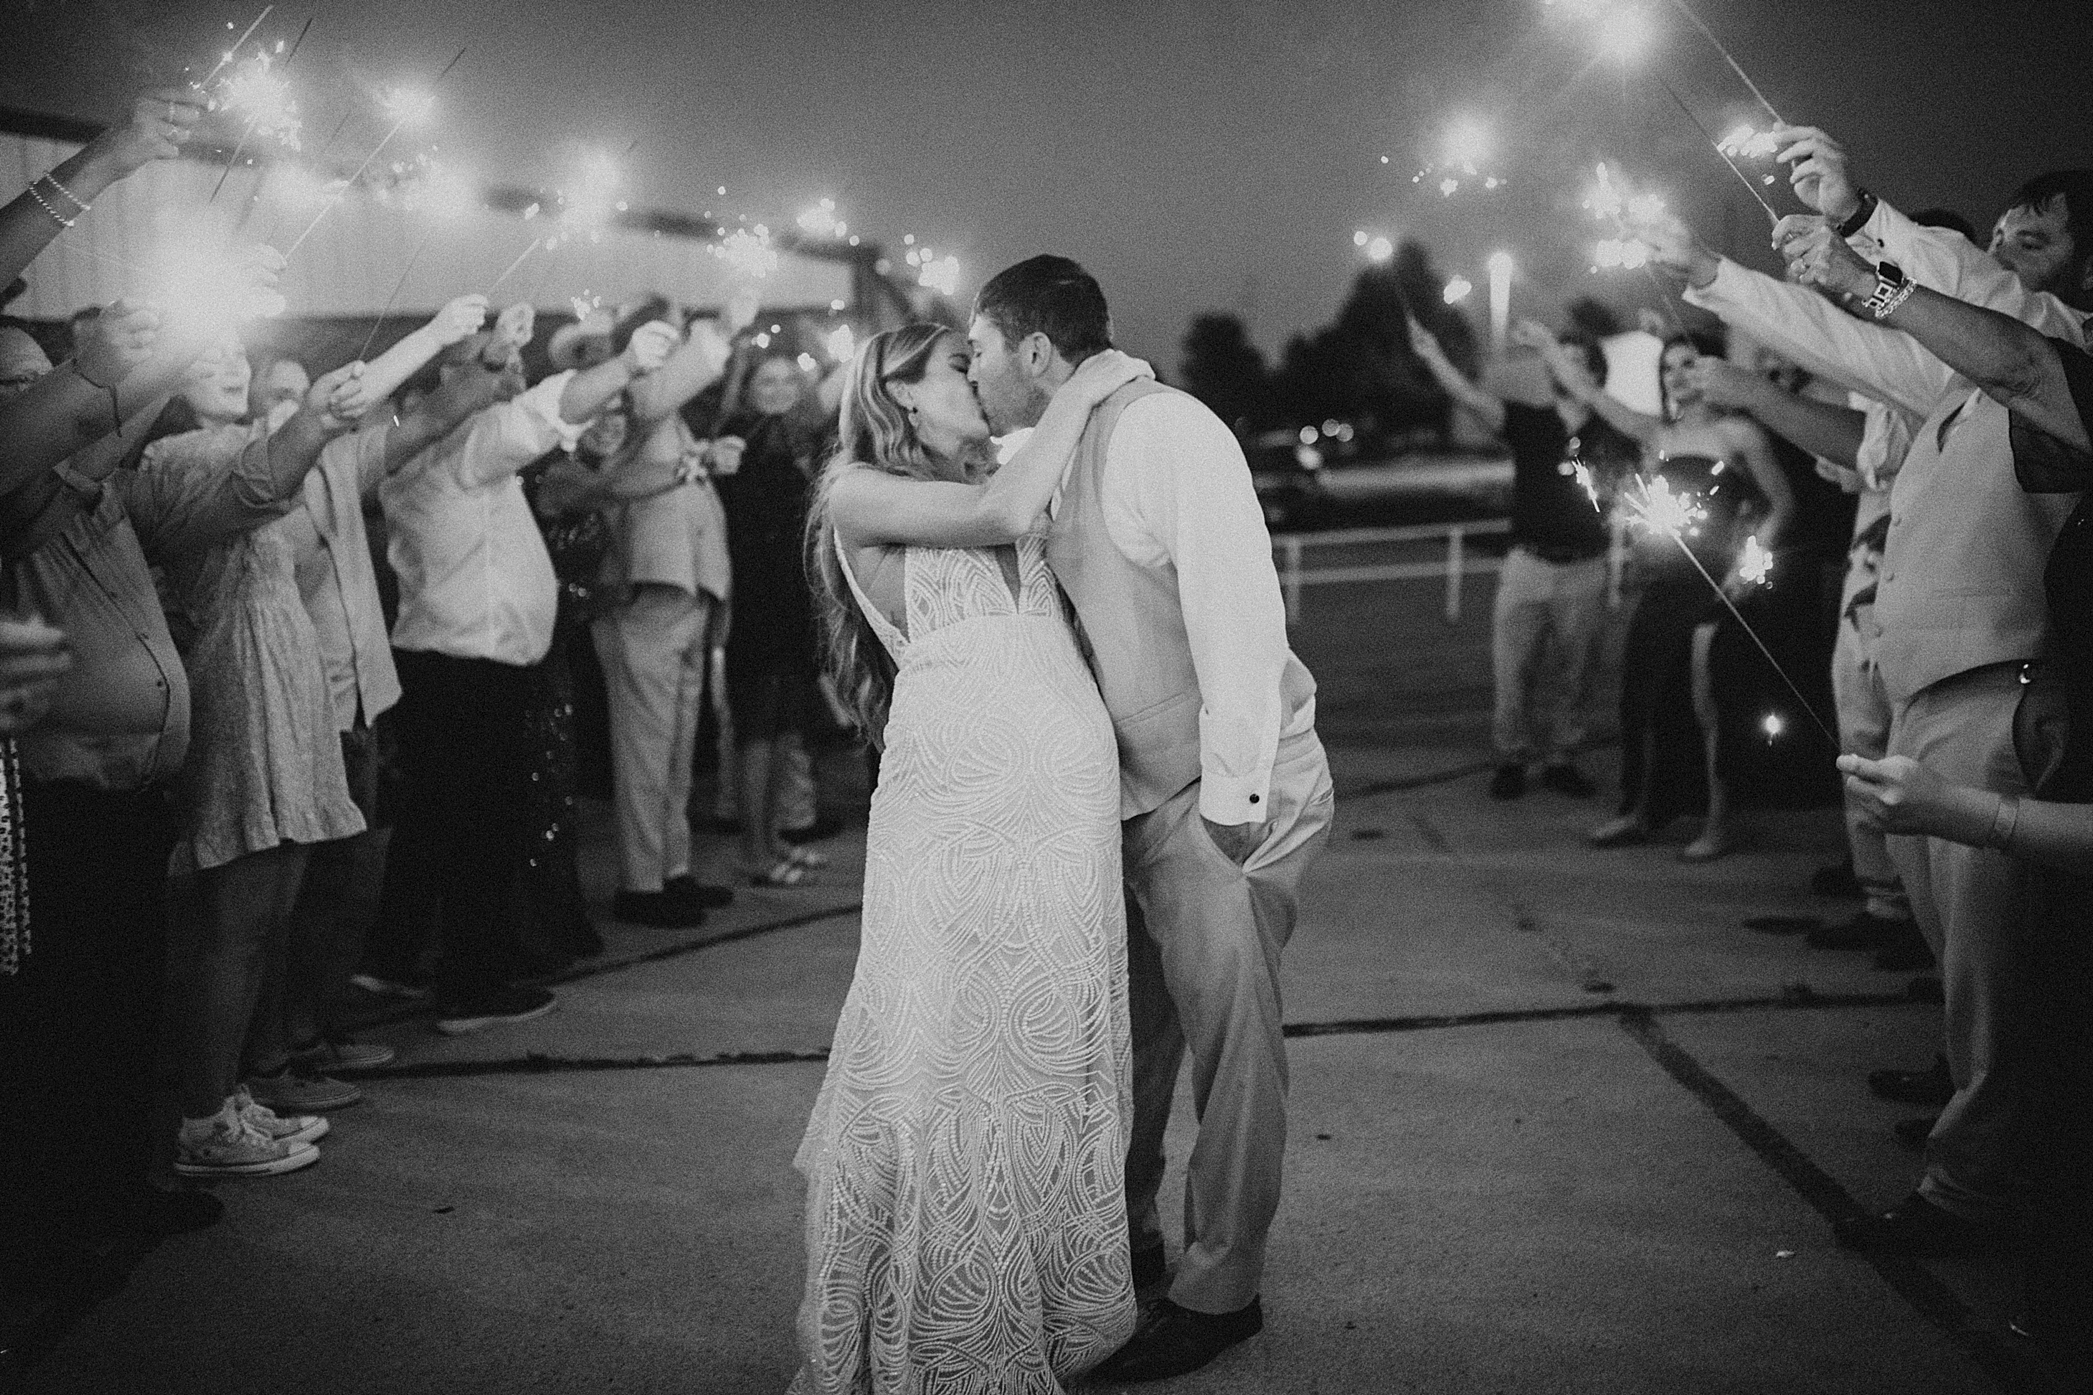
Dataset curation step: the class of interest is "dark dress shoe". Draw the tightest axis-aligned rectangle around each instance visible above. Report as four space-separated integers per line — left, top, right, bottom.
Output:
1488 764 1526 800
665 875 734 910
1832 1193 1992 1255
1806 910 1906 951
1092 1297 1263 1382
1868 1057 1953 1108
1892 1115 1938 1153
1539 763 1597 798
612 890 707 928
1130 1243 1168 1289
1810 859 1864 898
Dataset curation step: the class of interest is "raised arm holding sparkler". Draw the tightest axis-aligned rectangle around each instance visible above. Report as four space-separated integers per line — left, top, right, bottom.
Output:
0 89 204 291
1405 314 1505 433
0 247 286 488
329 294 490 421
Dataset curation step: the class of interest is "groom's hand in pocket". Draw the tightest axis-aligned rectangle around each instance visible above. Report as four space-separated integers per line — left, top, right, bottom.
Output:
1202 816 1267 867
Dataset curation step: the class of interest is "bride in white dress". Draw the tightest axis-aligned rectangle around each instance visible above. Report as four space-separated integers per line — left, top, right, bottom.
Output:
791 324 1152 1393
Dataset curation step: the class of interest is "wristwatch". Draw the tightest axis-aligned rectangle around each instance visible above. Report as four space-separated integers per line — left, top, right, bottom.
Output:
1836 188 1879 240
1861 260 1915 320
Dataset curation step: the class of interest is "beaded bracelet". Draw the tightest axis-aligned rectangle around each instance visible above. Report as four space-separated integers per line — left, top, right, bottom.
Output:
40 172 89 215
24 181 74 229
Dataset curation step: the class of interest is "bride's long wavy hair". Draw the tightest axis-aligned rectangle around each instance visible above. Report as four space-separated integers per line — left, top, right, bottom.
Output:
804 322 957 746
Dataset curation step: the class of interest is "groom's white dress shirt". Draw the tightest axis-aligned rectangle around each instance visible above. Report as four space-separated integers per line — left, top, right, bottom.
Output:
1028 392 1314 826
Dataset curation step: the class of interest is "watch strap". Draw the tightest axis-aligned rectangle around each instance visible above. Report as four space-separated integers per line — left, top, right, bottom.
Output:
1836 189 1880 240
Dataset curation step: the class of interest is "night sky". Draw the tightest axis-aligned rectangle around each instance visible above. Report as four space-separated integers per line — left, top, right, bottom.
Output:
5 0 2089 366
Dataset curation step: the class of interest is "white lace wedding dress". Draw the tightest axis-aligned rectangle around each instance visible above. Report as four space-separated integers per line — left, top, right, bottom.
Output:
790 534 1135 1393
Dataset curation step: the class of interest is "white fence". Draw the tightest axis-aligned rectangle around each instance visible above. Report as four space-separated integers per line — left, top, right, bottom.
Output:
1272 519 1512 626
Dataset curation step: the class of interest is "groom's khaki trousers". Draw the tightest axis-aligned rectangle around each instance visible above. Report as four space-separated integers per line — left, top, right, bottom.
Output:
1122 726 1334 1314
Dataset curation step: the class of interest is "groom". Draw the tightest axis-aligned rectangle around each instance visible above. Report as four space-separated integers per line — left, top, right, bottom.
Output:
970 255 1334 1382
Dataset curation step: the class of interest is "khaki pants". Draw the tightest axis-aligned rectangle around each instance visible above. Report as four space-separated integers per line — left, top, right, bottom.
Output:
594 586 713 893
1832 556 1908 922
1884 663 2032 1223
1122 726 1334 1313
1490 548 1608 765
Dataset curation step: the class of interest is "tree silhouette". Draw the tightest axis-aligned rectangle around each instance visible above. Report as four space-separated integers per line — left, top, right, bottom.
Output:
1178 313 1272 433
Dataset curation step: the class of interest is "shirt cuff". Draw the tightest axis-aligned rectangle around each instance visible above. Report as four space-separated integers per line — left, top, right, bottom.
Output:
1196 707 1278 825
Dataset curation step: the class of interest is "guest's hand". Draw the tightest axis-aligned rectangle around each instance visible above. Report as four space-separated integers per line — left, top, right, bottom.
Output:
1837 753 1996 844
724 289 761 335
1680 358 1763 410
1641 211 1720 289
1202 817 1267 866
622 320 679 375
1776 215 1877 301
1405 314 1444 361
73 299 159 386
706 435 746 476
1771 126 1861 225
424 294 490 348
306 362 369 434
683 319 734 382
492 302 535 353
87 88 205 180
1063 349 1153 407
0 613 71 737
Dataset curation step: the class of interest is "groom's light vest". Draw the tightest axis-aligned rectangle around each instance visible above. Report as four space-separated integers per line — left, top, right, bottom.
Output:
1045 378 1314 819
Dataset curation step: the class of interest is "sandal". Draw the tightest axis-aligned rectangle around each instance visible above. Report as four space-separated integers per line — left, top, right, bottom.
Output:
749 858 814 888
785 844 829 870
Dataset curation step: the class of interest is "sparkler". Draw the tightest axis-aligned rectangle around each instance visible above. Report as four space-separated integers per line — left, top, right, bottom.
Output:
1738 533 1774 585
1623 477 1836 744
1571 460 1601 511
1662 0 1785 124
488 237 544 292
196 7 275 93
352 227 436 362
284 46 467 258
714 225 779 280
1657 75 1780 224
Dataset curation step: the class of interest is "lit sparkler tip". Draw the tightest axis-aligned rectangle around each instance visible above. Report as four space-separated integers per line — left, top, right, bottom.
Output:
1739 533 1774 585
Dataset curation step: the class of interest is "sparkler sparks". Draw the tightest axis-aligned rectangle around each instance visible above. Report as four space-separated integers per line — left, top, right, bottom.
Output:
1738 533 1774 585
210 48 303 150
1571 461 1600 511
714 225 780 280
796 198 848 240
1716 124 1781 160
1622 474 1707 540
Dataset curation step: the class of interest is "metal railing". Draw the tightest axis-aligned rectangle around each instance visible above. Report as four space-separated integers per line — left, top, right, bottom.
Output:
1272 519 1511 626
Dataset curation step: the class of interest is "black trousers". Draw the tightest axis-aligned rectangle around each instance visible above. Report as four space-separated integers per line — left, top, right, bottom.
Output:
366 650 536 1003
0 780 176 1290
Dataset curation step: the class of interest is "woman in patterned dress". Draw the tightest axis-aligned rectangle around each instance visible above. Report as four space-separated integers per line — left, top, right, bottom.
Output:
790 326 1148 1392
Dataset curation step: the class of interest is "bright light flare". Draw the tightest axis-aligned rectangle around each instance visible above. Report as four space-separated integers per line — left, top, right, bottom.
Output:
796 197 843 238
1596 6 1656 62
1443 275 1474 304
1365 235 1394 263
1593 237 1653 270
1717 123 1781 160
558 150 622 243
211 50 302 149
1739 533 1774 585
141 234 286 339
825 323 857 363
1761 712 1786 739
379 86 438 125
1444 116 1493 168
714 225 779 280
918 254 962 297
1622 475 1707 540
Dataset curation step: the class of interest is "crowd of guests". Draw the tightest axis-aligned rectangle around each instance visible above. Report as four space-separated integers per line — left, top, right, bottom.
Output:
0 91 848 1306
1421 128 2093 1345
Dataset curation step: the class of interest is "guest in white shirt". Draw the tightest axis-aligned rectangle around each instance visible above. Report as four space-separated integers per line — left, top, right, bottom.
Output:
366 305 678 1033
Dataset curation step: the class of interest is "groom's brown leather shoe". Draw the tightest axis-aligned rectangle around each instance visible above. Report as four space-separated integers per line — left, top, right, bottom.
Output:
1092 1297 1263 1382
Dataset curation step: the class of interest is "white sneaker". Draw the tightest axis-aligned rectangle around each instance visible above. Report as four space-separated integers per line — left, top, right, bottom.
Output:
232 1083 329 1147
174 1100 321 1178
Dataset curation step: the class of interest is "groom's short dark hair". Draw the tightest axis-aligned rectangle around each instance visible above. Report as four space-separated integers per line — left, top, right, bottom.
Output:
974 255 1113 363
